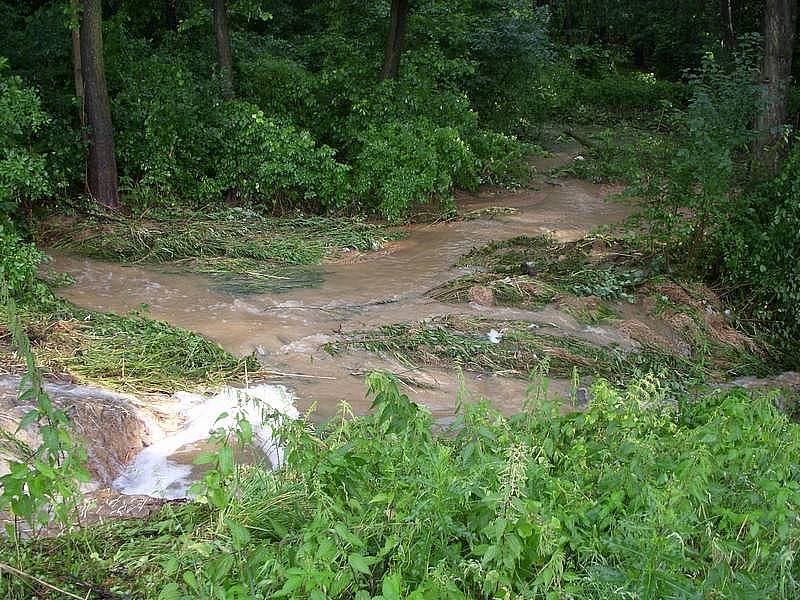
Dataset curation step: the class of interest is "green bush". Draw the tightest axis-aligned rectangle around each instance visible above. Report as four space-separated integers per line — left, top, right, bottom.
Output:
351 118 477 221
0 220 43 297
206 100 349 209
8 373 800 598
630 41 762 264
719 141 800 353
0 57 51 214
0 57 48 296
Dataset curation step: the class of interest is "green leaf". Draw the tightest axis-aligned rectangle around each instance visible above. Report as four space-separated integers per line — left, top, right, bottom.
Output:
348 552 371 575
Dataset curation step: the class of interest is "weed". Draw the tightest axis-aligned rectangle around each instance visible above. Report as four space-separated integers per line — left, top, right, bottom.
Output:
2 374 799 598
1 297 257 393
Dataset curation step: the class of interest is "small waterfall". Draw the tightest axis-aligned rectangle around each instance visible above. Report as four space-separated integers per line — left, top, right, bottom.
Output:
112 384 297 499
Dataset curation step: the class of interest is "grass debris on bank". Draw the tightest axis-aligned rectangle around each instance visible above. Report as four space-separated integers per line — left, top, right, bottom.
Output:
430 234 654 310
327 313 768 385
0 297 256 393
3 373 800 598
39 208 404 294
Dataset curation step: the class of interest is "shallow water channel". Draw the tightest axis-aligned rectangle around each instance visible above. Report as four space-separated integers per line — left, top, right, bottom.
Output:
3 156 639 498
50 172 628 416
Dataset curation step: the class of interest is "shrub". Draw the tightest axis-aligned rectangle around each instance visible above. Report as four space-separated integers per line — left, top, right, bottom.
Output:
203 100 349 209
630 40 762 266
350 117 477 221
0 57 52 214
0 220 43 297
719 141 800 353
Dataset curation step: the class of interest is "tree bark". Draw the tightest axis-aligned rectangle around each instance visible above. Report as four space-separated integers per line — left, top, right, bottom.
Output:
81 0 119 210
212 0 234 99
719 0 736 47
381 0 409 80
753 0 798 175
165 0 179 31
71 0 85 129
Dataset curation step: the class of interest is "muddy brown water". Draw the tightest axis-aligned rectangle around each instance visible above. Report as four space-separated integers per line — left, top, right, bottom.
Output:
45 171 630 420
2 155 645 497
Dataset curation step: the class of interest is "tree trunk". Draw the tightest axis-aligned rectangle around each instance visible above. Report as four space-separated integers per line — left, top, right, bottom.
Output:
81 0 120 210
381 0 409 80
753 0 798 175
212 0 234 99
165 0 179 31
719 0 736 47
71 0 85 129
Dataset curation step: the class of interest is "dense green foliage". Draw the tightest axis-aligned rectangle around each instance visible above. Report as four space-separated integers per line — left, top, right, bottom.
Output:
0 0 554 223
3 373 800 598
0 1 799 597
0 58 50 297
567 40 800 352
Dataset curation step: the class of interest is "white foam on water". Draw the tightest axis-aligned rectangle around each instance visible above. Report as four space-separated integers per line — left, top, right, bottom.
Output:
112 384 298 499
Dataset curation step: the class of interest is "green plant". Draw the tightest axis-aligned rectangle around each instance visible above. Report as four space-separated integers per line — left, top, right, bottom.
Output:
630 40 762 267
0 278 89 538
0 57 52 215
0 220 44 298
4 373 800 598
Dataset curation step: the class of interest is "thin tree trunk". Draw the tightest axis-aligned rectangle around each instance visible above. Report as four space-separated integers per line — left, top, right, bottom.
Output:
212 0 234 99
719 0 736 47
81 0 120 210
753 0 797 176
71 0 85 129
381 0 409 80
165 0 179 31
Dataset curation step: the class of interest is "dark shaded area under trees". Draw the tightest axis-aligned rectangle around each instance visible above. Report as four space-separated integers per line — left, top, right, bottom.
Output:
0 0 798 349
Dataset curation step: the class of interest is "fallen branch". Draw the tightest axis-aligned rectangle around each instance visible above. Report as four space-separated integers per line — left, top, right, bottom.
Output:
254 370 337 381
0 562 86 600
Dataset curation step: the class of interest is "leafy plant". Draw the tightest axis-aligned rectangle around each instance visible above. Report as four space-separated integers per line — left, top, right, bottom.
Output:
4 373 800 598
0 277 89 539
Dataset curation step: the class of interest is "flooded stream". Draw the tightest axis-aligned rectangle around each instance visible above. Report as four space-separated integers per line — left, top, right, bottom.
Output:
46 172 629 419
3 155 643 497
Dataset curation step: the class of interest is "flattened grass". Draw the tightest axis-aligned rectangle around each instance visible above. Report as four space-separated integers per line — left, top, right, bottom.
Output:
40 209 403 294
327 314 768 384
431 234 654 311
0 299 257 393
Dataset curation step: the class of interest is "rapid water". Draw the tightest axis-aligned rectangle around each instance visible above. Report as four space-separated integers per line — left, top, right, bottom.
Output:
112 384 298 499
46 158 630 421
4 152 639 499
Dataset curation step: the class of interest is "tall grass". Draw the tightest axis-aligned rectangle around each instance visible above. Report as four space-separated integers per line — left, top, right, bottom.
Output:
2 372 799 598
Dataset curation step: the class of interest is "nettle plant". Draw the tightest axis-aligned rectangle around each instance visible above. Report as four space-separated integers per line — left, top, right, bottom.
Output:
0 279 89 539
632 38 762 269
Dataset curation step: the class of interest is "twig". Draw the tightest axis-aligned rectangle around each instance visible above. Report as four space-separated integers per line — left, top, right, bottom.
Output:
0 562 86 600
565 128 596 150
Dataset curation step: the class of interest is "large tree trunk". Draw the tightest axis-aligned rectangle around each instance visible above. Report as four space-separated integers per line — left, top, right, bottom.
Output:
381 0 409 80
212 0 234 99
81 0 119 210
753 0 797 175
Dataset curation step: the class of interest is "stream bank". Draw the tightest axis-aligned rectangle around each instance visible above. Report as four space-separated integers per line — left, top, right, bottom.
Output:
2 151 792 501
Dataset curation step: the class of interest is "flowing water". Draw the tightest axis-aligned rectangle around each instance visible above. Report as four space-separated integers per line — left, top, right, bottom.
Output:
46 173 629 418
3 155 642 498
